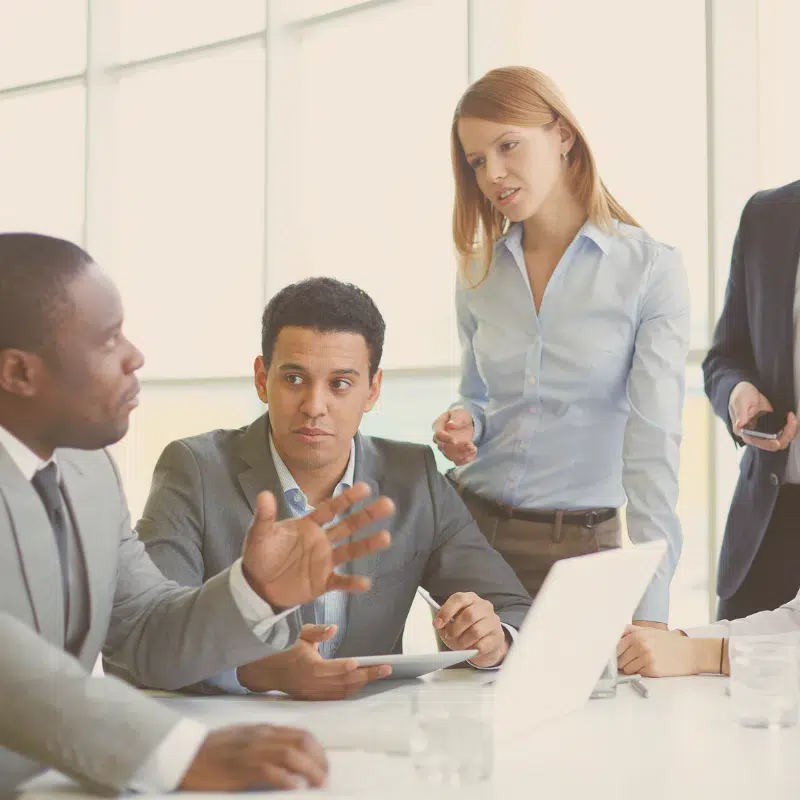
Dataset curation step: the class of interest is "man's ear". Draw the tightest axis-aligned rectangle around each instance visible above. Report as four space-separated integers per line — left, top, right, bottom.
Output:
364 368 383 413
253 355 269 405
0 349 41 398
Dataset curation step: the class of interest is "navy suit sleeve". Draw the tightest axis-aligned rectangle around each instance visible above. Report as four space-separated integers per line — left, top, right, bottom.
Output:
702 195 762 445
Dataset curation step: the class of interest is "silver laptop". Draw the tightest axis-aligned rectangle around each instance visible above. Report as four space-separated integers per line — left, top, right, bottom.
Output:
494 541 667 739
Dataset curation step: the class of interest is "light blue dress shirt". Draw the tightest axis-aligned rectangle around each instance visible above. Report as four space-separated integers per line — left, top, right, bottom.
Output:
451 219 690 622
206 437 355 694
268 434 354 658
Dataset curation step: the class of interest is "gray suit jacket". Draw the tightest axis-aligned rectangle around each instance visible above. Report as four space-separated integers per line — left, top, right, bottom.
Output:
137 413 531 660
0 443 296 794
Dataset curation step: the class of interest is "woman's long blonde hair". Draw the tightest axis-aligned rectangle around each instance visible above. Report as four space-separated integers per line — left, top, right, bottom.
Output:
452 66 638 283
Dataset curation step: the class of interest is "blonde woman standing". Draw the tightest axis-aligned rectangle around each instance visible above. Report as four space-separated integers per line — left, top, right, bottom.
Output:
433 67 689 627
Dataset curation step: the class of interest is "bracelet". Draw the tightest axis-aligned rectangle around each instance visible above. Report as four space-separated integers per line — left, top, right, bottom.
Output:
720 638 726 675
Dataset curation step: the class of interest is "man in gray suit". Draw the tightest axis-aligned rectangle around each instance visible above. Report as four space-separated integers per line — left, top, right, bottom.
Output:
0 235 393 793
137 277 531 700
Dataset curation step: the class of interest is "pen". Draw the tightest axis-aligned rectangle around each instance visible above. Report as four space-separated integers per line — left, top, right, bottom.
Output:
416 586 441 612
417 587 456 625
627 677 649 698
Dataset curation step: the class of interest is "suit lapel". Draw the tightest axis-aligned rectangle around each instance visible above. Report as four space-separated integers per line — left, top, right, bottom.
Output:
337 433 384 656
235 413 291 519
0 445 65 645
58 453 108 659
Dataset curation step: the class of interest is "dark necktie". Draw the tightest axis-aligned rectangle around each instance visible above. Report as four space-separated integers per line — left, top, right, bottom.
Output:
31 462 70 622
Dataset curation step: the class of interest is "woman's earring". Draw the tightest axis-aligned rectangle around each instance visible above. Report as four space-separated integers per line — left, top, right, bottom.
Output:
561 150 569 161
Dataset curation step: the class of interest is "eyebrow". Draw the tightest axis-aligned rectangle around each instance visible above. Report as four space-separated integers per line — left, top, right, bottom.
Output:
464 131 516 159
279 363 361 377
98 319 123 339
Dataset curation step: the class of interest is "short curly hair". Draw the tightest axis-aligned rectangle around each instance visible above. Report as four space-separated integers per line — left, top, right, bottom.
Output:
261 277 385 378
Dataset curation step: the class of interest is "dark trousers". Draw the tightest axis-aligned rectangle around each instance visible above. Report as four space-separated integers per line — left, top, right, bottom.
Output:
718 485 800 621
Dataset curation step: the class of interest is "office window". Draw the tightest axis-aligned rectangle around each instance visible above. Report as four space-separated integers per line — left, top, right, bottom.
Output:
276 0 468 369
511 0 709 351
0 0 86 90
0 86 86 243
671 366 711 627
117 0 266 63
757 0 800 189
111 47 266 379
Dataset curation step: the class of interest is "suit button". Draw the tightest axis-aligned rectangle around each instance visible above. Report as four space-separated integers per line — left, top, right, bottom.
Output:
770 473 780 486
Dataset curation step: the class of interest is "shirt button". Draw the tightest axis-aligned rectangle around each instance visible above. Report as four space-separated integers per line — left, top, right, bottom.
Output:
769 473 780 486
528 376 536 385
529 406 536 414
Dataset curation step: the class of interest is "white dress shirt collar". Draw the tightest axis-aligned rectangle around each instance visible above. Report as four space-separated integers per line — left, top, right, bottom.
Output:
0 423 58 481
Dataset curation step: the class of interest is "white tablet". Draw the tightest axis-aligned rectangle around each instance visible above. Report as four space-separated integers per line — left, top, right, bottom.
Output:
352 649 478 680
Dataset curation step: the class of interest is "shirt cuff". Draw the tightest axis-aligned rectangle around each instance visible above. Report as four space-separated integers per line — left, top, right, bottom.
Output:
683 623 731 638
228 557 299 640
467 623 517 671
205 667 251 695
128 718 207 793
632 574 669 624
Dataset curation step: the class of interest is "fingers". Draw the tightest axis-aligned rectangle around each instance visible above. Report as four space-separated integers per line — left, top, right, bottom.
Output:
443 617 496 651
247 492 278 542
326 572 373 594
435 440 477 466
306 482 373 527
432 410 451 438
432 408 476 465
338 664 392 687
435 592 478 632
262 727 328 788
777 412 799 449
740 432 783 452
620 654 646 676
329 530 392 570
617 630 635 658
617 638 643 672
326 496 395 543
298 624 337 644
732 393 772 432
303 663 392 700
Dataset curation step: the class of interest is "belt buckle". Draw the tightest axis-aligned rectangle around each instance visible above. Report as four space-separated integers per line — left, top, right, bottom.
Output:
584 510 599 529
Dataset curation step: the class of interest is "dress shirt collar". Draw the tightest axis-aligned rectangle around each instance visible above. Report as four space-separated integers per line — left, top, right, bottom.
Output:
495 218 615 258
268 432 356 511
0 423 59 482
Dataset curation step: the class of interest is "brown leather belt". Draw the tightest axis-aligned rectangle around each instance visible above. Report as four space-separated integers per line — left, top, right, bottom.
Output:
454 483 617 529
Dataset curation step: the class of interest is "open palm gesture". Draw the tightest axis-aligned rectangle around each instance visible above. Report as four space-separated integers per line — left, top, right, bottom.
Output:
241 482 393 608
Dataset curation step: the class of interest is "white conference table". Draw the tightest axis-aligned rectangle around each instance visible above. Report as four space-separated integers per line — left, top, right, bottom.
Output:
19 669 800 799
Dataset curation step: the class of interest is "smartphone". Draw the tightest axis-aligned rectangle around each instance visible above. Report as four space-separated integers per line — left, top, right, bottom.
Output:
744 411 785 440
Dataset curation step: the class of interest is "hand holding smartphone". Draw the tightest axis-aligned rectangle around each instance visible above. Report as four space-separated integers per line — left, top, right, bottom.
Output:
743 410 785 440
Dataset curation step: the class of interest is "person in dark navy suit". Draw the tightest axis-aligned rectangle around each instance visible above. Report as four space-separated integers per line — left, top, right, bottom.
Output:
704 180 800 620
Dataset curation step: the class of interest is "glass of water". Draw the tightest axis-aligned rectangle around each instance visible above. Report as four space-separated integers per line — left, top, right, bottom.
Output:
409 685 493 786
729 636 800 729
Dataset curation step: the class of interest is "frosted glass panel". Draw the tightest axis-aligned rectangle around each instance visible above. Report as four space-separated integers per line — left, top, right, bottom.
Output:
283 0 467 369
112 48 265 379
0 86 85 244
758 0 800 189
514 0 709 348
0 0 86 89
117 0 265 62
